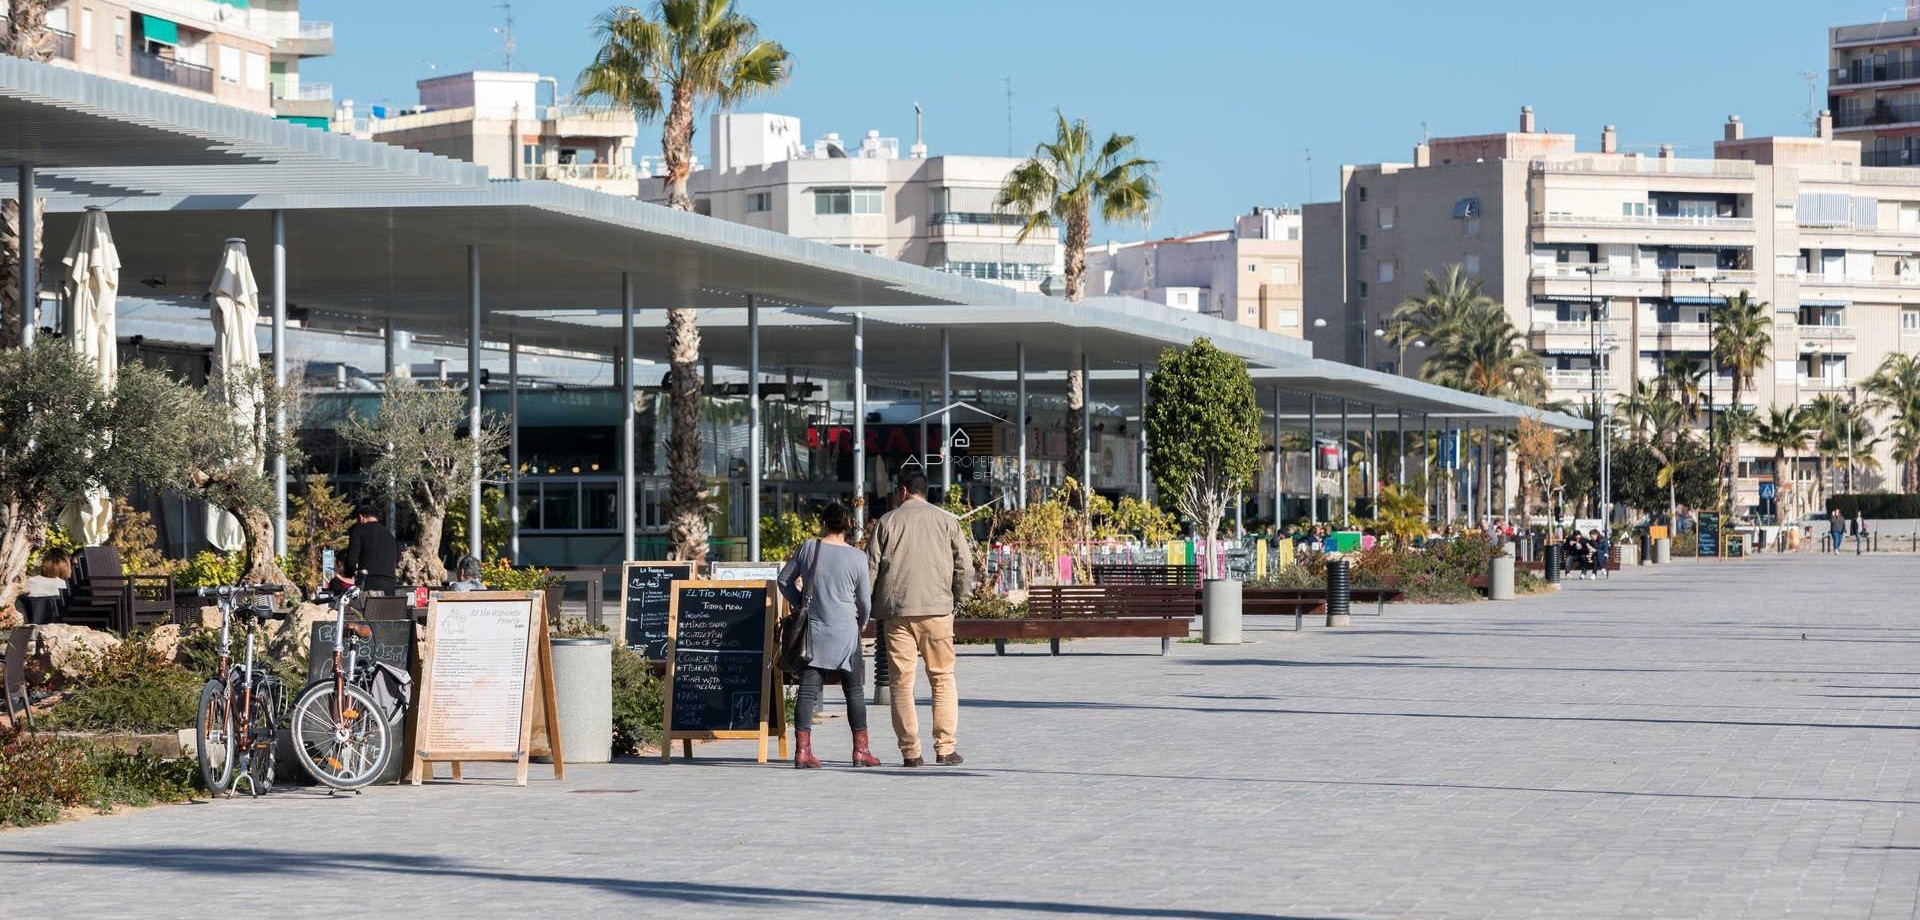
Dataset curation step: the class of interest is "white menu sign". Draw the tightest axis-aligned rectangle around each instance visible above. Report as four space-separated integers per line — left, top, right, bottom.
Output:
421 598 533 754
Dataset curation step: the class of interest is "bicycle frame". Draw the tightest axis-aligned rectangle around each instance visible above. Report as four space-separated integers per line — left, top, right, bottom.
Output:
198 583 284 796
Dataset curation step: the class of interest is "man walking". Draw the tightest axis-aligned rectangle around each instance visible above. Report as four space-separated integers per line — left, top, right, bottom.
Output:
866 472 973 766
1829 508 1846 554
343 504 400 593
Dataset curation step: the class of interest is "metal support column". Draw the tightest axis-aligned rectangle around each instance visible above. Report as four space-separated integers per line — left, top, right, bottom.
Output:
1138 364 1150 502
466 245 482 562
1368 404 1379 506
17 166 34 347
748 294 762 560
853 313 867 536
508 332 521 563
1016 344 1028 507
271 211 288 556
1080 351 1092 496
384 318 398 529
1339 398 1350 527
620 275 636 563
1271 388 1283 526
1396 409 1406 488
1308 396 1319 525
940 328 952 496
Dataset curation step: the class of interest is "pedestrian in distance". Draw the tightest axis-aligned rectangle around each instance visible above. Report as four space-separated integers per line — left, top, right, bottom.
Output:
1855 511 1868 556
343 504 399 593
777 503 879 769
1829 508 1846 554
866 472 973 767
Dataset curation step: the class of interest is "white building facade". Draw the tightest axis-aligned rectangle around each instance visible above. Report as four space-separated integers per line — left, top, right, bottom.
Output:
1087 207 1306 337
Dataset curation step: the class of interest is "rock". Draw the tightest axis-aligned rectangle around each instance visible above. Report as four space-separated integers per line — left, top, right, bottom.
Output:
197 605 222 631
0 606 19 629
272 602 335 659
144 623 182 663
32 624 121 683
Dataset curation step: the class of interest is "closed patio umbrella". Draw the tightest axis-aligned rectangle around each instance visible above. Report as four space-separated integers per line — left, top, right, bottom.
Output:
59 207 119 546
206 238 263 554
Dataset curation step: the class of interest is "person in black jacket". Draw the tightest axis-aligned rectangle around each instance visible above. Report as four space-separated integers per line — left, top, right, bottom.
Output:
343 505 399 593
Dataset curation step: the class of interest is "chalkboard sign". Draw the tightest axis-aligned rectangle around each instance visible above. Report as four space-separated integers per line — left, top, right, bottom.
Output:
1698 512 1721 558
621 561 695 660
306 619 414 685
661 580 779 763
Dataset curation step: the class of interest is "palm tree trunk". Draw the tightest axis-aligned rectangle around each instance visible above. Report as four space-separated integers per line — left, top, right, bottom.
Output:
2 1 55 62
1065 366 1085 506
1063 209 1090 303
665 306 709 562
660 87 696 211
0 197 44 348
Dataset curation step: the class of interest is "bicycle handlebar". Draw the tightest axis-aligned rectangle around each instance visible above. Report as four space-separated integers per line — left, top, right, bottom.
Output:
195 584 287 599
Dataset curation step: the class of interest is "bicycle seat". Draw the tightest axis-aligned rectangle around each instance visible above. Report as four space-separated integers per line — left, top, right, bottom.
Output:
235 602 279 623
345 622 372 640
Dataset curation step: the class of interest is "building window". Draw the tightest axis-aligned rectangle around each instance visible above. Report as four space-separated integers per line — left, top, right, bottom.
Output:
1378 206 1396 230
1359 282 1369 298
852 187 882 214
746 192 772 213
521 144 539 166
835 243 882 255
1463 253 1481 275
1357 234 1368 251
693 199 711 216
80 8 94 51
814 187 880 215
1378 260 1395 283
1621 201 1649 219
1271 264 1296 284
1357 186 1368 202
1904 309 1920 333
113 16 124 55
245 52 267 91
218 46 241 85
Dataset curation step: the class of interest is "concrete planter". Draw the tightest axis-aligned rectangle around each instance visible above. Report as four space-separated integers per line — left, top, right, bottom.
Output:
1201 579 1243 645
548 637 612 763
1488 543 1516 601
1654 538 1671 565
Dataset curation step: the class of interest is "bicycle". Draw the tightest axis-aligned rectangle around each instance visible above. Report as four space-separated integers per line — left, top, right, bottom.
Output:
287 584 394 791
194 584 288 799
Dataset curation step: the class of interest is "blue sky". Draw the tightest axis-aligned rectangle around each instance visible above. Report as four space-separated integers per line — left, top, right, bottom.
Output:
312 0 1866 239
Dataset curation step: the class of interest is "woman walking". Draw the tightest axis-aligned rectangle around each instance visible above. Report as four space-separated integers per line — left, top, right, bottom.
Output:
777 504 880 769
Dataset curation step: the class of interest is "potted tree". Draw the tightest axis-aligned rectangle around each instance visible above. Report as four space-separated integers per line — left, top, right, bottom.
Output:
343 381 508 585
1145 338 1261 644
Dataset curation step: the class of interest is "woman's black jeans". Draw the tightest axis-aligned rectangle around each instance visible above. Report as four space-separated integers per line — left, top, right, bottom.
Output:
796 663 867 734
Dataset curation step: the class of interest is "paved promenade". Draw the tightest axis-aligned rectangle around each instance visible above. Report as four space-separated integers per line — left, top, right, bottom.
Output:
6 554 1920 919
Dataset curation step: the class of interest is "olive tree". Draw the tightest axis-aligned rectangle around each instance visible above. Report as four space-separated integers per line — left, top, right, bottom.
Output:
1145 337 1261 578
344 381 508 584
181 364 298 588
0 342 207 608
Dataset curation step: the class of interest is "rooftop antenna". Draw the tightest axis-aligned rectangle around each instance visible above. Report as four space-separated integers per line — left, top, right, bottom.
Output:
493 2 517 70
911 102 927 158
1302 147 1314 202
1004 77 1014 157
1801 70 1821 135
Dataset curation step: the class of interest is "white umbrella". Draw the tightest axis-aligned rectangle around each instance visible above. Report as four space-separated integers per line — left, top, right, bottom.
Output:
206 238 263 553
59 207 119 546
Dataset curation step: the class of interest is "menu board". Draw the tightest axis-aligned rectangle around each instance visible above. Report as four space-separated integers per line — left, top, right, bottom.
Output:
661 580 778 762
622 562 695 661
408 591 562 786
419 598 532 754
306 620 414 684
1698 512 1721 558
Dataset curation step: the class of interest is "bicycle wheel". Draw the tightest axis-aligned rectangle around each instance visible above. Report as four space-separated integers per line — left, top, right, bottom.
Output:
243 680 280 796
195 679 235 796
288 681 391 790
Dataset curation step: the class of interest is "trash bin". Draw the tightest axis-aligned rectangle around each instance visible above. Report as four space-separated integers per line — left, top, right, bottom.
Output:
1326 558 1352 627
1544 543 1563 584
547 636 612 764
1654 537 1671 564
1488 543 1516 601
1202 579 1243 645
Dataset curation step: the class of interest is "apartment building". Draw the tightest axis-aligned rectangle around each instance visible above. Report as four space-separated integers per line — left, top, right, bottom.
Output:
660 113 1062 293
1085 207 1306 337
18 0 330 121
334 71 640 197
1829 2 1920 167
1306 105 1920 515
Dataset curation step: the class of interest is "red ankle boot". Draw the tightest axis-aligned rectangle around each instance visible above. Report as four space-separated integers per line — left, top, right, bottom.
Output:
794 730 821 769
850 730 881 767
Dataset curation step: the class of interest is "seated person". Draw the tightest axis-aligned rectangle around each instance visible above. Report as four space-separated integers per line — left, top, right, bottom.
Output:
448 555 486 592
19 549 71 625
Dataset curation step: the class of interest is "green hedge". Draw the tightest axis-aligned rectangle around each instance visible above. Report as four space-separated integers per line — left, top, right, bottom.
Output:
1826 494 1920 519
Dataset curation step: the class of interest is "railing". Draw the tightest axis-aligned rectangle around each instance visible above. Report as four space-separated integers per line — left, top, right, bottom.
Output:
299 20 334 40
527 163 638 182
274 82 332 102
49 27 74 61
1834 19 1920 47
1796 376 1851 391
1530 320 1614 335
1832 60 1920 86
1662 268 1756 285
1800 272 1920 288
1834 102 1920 130
1535 212 1754 231
1655 322 1711 336
542 104 636 123
130 52 213 93
1544 369 1597 389
1791 324 1856 339
1532 157 1754 178
1531 264 1662 281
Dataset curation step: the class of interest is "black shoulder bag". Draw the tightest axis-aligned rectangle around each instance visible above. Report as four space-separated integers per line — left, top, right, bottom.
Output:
777 540 819 672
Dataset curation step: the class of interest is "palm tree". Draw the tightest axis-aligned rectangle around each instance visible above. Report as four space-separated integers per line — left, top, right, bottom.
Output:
1388 266 1494 371
1655 356 1706 429
1420 305 1543 401
1753 406 1811 519
996 111 1157 490
1805 392 1848 507
578 0 789 563
1 1 53 348
1863 352 1920 490
1710 291 1772 510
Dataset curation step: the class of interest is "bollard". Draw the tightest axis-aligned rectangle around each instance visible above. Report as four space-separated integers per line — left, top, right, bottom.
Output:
1202 578 1243 645
1639 531 1651 566
1654 537 1671 565
1489 542 1516 601
870 626 890 706
1544 543 1562 584
1326 558 1352 627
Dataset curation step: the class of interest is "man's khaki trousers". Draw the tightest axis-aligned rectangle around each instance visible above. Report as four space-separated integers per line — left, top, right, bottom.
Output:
882 614 957 758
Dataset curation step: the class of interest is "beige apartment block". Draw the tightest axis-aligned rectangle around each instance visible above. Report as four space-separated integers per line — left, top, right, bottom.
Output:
12 0 330 121
1307 104 1920 516
336 71 639 198
1086 207 1305 337
1830 4 1920 167
660 113 1062 293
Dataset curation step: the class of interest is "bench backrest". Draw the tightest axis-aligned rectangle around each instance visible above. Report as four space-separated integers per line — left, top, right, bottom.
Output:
1031 585 1196 619
1091 564 1198 587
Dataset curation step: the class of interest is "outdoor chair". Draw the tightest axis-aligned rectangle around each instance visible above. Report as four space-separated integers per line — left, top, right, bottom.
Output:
4 625 35 731
68 546 176 634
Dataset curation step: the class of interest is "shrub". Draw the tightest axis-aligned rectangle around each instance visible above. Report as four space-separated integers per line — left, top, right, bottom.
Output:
1250 533 1500 603
41 634 202 733
760 512 816 563
480 558 562 592
552 616 610 639
957 592 1029 619
610 645 664 757
175 550 243 590
175 626 308 700
0 729 200 828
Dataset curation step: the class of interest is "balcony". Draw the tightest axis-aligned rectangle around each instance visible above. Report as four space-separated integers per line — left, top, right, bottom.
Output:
49 27 74 61
1795 326 1858 354
130 52 213 94
1832 60 1920 88
1535 212 1753 232
1544 368 1600 391
542 104 638 138
1834 102 1920 131
1531 157 1754 178
1796 376 1852 393
526 163 638 182
275 19 335 57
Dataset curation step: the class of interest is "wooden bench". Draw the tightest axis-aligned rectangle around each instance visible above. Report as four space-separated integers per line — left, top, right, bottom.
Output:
1091 564 1199 587
1241 590 1326 631
1244 585 1406 618
1029 585 1196 655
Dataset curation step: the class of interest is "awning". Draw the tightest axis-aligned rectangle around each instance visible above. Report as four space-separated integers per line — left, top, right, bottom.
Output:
1800 299 1851 308
1534 294 1601 303
138 15 179 47
1452 197 1480 219
1670 296 1721 305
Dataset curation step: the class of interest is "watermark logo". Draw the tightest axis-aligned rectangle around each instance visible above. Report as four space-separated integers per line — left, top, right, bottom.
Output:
898 401 1012 481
